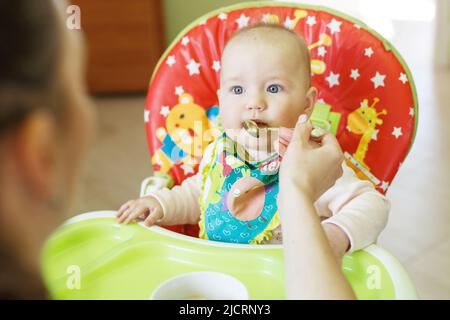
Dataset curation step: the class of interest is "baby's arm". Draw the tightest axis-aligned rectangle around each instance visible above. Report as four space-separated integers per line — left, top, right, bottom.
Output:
116 174 202 226
146 175 203 225
117 142 215 226
316 162 390 256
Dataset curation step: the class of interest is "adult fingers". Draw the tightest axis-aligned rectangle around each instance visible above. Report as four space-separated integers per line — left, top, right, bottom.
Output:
278 143 288 157
319 131 341 150
291 115 313 146
278 127 294 142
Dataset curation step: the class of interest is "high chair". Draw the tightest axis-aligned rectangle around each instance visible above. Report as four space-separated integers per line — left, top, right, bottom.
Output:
42 2 418 299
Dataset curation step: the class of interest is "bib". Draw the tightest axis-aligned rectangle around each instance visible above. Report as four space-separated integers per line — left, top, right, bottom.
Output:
199 133 281 244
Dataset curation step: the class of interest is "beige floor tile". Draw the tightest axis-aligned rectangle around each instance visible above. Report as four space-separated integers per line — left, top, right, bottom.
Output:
69 95 152 215
407 237 450 299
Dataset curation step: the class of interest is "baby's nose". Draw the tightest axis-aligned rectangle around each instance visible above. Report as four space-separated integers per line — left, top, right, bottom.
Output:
246 98 267 110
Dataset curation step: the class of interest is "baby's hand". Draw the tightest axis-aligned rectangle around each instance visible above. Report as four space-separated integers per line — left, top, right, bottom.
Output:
116 196 164 227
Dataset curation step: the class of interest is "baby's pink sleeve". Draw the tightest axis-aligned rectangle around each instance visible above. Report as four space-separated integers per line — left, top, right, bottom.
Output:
147 142 215 225
316 162 390 252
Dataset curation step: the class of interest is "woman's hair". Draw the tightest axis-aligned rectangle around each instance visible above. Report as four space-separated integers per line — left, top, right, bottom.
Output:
0 0 64 134
0 0 65 299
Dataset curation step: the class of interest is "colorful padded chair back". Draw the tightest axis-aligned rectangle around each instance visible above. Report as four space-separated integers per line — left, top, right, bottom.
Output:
145 2 417 195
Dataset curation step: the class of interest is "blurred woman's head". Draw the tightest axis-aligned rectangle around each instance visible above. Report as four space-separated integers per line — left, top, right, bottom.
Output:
0 0 94 298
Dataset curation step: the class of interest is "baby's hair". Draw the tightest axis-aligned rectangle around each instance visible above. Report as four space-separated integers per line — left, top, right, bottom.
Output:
222 23 312 85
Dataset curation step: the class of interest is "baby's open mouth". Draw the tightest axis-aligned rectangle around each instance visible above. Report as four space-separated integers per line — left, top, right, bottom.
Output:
242 119 277 138
249 119 268 128
243 119 269 128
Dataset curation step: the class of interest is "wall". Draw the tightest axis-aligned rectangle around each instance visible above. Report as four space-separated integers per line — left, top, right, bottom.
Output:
163 0 261 43
435 0 450 68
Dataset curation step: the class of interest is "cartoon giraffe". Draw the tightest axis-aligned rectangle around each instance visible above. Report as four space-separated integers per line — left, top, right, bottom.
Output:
347 98 387 170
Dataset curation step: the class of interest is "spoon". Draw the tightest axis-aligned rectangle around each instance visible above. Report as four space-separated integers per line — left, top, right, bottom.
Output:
243 119 326 139
243 120 277 138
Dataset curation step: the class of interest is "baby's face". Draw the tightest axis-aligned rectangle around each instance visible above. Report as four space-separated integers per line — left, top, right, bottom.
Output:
219 33 315 153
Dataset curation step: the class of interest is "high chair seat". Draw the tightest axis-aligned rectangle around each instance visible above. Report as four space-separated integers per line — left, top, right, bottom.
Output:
144 1 417 236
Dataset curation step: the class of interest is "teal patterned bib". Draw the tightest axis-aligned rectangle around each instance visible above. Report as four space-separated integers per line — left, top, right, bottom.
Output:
199 133 281 244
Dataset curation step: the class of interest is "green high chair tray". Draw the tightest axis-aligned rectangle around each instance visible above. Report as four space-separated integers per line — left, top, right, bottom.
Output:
42 211 417 300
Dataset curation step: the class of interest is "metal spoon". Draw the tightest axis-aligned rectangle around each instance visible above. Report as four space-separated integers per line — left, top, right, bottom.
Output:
243 120 277 138
243 119 326 139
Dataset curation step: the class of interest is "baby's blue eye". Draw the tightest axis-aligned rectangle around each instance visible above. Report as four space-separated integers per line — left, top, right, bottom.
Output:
267 84 282 93
231 86 244 95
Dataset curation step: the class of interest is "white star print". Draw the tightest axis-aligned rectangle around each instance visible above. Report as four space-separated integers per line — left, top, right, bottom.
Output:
372 129 379 141
166 55 176 67
181 163 195 175
354 24 361 29
399 73 408 84
327 18 342 34
181 36 190 46
179 130 192 145
236 14 250 29
306 16 317 27
175 86 184 96
262 14 270 23
392 127 403 139
364 47 374 58
144 110 150 123
284 17 295 29
317 46 327 57
212 60 221 72
350 69 360 80
409 107 415 117
326 72 340 88
160 106 170 118
380 181 389 192
218 13 227 20
186 59 201 76
371 72 386 89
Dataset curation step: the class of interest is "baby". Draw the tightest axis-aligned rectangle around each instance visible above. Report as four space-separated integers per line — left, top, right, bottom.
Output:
117 24 390 258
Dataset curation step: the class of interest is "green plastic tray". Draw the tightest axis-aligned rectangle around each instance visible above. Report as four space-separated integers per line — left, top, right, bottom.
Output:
41 211 417 300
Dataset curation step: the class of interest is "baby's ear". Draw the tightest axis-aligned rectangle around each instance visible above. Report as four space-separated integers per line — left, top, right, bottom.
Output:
304 87 318 117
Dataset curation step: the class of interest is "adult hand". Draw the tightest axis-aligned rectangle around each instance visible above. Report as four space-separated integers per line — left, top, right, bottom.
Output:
277 115 355 300
279 115 344 202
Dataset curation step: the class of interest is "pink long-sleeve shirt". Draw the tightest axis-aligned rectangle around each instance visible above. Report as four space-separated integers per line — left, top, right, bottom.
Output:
150 143 390 252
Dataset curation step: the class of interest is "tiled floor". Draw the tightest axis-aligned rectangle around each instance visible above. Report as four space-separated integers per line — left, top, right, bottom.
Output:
70 95 151 213
70 4 449 300
375 17 450 299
